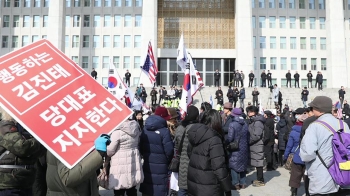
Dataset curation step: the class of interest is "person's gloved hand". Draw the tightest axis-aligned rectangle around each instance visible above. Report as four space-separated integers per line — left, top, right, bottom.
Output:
94 134 111 152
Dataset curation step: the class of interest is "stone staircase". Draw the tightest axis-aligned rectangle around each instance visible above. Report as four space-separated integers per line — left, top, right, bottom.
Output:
142 86 342 110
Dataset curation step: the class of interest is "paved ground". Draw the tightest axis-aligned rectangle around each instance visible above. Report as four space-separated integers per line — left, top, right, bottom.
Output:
99 167 307 196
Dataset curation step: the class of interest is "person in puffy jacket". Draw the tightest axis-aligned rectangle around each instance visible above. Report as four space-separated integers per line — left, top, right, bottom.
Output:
187 109 232 196
107 118 144 195
226 108 249 190
276 115 288 166
284 113 308 196
139 107 174 196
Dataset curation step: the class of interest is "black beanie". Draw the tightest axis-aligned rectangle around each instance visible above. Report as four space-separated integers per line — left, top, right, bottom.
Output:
184 105 199 122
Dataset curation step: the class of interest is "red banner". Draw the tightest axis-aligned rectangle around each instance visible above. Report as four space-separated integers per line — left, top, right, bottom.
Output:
0 40 133 168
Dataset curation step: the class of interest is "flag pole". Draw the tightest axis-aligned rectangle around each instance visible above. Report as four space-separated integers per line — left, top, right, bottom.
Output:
188 52 204 103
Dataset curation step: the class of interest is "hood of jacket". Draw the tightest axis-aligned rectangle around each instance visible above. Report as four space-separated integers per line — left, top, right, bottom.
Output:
252 115 266 124
144 115 167 131
117 120 141 137
187 123 220 146
233 116 246 126
278 119 287 127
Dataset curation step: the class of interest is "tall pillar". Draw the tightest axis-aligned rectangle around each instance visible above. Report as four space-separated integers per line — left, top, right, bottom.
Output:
326 0 348 88
48 0 65 52
235 0 254 86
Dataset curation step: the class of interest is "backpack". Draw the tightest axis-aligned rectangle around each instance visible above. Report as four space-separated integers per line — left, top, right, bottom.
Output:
263 124 274 145
315 120 350 187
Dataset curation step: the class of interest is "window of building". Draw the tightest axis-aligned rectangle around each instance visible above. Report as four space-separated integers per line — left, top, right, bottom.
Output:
13 15 19 27
84 15 90 27
299 0 305 9
125 0 132 7
32 35 39 42
259 16 266 28
309 0 315 9
104 15 111 27
65 15 71 27
252 16 256 28
321 58 327 70
103 35 110 47
135 15 142 27
134 35 141 48
44 0 50 7
289 0 295 8
83 35 90 47
12 36 19 48
72 35 79 48
94 15 100 27
124 35 131 48
82 56 89 68
84 0 91 6
309 17 316 29
104 0 111 7
319 17 326 29
311 58 317 70
93 35 100 47
102 56 109 68
281 57 287 70
2 15 10 27
94 0 101 7
72 56 79 64
3 0 10 7
73 15 80 27
252 0 255 8
253 36 256 49
310 37 316 50
300 17 306 29
115 0 121 6
14 0 20 7
254 57 257 69
260 57 266 69
2 36 8 48
259 0 265 8
135 0 142 7
280 37 286 49
269 16 276 28
290 37 297 49
300 37 306 49
320 37 326 50
43 15 48 27
134 56 141 68
291 57 297 70
34 0 41 7
66 0 71 7
42 35 47 39
269 0 275 8
113 56 119 68
65 35 69 47
279 16 286 28
319 0 325 9
124 15 131 27
113 35 120 47
289 16 296 29
279 0 285 8
301 58 307 70
24 0 30 7
270 57 277 70
270 36 276 49
124 56 130 68
114 15 121 27
23 15 30 27
74 0 80 7
102 77 108 86
260 36 266 49
33 15 40 27
92 56 99 68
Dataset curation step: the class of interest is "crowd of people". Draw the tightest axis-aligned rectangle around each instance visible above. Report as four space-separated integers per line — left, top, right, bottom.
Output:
1 92 350 196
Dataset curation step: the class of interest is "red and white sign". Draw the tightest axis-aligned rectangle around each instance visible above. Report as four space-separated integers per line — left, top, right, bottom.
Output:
0 40 133 168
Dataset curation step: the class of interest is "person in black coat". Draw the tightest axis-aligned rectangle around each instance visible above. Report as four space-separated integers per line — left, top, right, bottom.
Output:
263 111 275 171
339 86 346 108
187 109 232 196
301 87 309 108
227 86 234 103
248 70 255 87
91 68 97 79
215 86 223 99
214 70 220 87
140 89 147 103
343 100 350 119
286 70 292 88
316 71 323 91
172 72 178 87
260 70 267 87
276 116 288 166
294 71 300 88
232 86 239 108
125 70 131 87
307 71 313 88
267 70 272 87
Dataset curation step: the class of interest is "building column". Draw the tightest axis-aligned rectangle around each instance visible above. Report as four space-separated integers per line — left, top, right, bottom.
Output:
235 0 254 87
48 0 65 52
326 0 348 88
